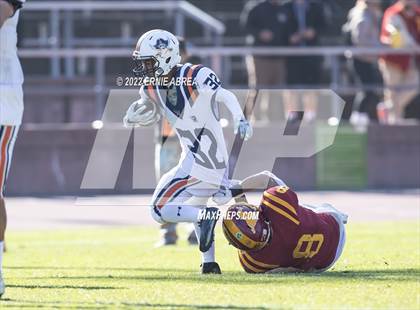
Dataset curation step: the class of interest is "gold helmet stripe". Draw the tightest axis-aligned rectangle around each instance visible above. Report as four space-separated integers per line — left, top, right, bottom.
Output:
223 219 265 250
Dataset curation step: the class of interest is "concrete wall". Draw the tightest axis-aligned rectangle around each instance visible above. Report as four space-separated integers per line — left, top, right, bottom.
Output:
5 124 420 196
367 125 420 188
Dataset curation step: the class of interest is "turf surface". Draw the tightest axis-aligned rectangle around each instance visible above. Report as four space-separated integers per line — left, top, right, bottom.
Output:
1 221 419 309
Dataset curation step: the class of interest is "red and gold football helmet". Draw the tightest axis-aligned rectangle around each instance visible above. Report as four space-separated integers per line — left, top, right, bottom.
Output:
222 203 271 252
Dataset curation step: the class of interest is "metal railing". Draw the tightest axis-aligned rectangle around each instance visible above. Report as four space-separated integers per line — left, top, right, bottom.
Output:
23 1 225 78
19 46 420 119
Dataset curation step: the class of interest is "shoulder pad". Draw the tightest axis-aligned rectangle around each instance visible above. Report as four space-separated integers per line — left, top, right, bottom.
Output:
194 66 221 92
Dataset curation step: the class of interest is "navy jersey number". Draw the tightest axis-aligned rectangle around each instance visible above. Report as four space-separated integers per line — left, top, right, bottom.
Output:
203 73 221 90
178 128 226 170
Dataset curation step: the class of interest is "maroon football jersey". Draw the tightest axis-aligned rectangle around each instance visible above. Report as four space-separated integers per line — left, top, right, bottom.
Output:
238 185 340 273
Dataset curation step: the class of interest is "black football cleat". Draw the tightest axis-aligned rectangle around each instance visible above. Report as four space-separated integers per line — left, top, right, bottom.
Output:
201 262 222 274
199 207 220 252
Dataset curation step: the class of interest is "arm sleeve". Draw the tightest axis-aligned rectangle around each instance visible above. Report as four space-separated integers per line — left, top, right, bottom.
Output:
353 20 380 47
132 86 160 114
139 85 149 100
215 88 245 121
239 171 287 192
353 20 365 46
139 85 157 104
194 67 244 120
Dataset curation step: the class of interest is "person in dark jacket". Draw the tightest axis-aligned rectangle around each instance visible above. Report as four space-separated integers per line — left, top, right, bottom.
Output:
242 0 290 121
284 0 325 85
283 0 326 122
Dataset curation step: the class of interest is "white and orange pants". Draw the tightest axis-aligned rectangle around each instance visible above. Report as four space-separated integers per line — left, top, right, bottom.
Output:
149 161 223 263
150 165 219 225
0 125 19 198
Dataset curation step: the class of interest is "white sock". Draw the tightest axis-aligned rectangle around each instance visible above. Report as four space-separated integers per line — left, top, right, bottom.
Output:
202 243 215 263
194 222 215 263
160 204 201 223
0 241 3 275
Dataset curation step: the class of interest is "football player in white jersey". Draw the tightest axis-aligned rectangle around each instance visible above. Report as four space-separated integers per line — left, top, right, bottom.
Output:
124 29 252 274
0 0 25 296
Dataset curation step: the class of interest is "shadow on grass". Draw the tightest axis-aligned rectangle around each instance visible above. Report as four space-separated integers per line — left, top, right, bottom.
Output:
1 299 268 310
6 266 194 273
8 267 419 284
6 284 121 290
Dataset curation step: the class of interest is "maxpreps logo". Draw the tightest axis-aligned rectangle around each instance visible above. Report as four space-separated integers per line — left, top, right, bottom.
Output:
224 209 259 221
197 209 259 221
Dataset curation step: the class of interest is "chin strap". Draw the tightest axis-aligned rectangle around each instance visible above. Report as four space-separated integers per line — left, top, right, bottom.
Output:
4 0 23 17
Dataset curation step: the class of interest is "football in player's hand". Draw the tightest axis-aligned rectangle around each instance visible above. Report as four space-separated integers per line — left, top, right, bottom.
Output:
135 99 157 115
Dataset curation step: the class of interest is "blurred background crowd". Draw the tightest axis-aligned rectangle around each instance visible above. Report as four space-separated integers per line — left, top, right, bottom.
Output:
244 0 419 124
17 0 419 125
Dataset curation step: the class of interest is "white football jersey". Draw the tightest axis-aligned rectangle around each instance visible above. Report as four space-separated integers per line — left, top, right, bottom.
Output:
141 64 228 186
0 6 24 125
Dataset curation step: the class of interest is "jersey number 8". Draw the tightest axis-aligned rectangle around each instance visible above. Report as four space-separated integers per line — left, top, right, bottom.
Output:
292 234 324 259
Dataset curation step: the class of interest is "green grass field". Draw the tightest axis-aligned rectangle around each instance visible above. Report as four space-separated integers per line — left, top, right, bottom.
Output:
1 221 419 309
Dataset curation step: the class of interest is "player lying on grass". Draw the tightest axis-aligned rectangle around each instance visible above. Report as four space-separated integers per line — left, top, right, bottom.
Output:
123 29 252 274
223 171 348 273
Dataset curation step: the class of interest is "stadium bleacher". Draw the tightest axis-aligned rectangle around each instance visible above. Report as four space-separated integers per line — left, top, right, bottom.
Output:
18 0 365 123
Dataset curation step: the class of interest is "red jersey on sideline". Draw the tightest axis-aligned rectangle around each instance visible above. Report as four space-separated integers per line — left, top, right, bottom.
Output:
380 2 420 72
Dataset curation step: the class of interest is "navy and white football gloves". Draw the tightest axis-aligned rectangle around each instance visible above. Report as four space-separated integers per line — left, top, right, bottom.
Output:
123 99 160 127
234 117 253 141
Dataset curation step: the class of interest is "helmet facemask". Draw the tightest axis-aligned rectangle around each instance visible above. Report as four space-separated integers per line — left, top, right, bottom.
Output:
132 55 164 78
133 30 182 79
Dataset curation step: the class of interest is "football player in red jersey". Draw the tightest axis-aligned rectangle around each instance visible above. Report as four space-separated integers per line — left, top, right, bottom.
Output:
223 171 347 273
